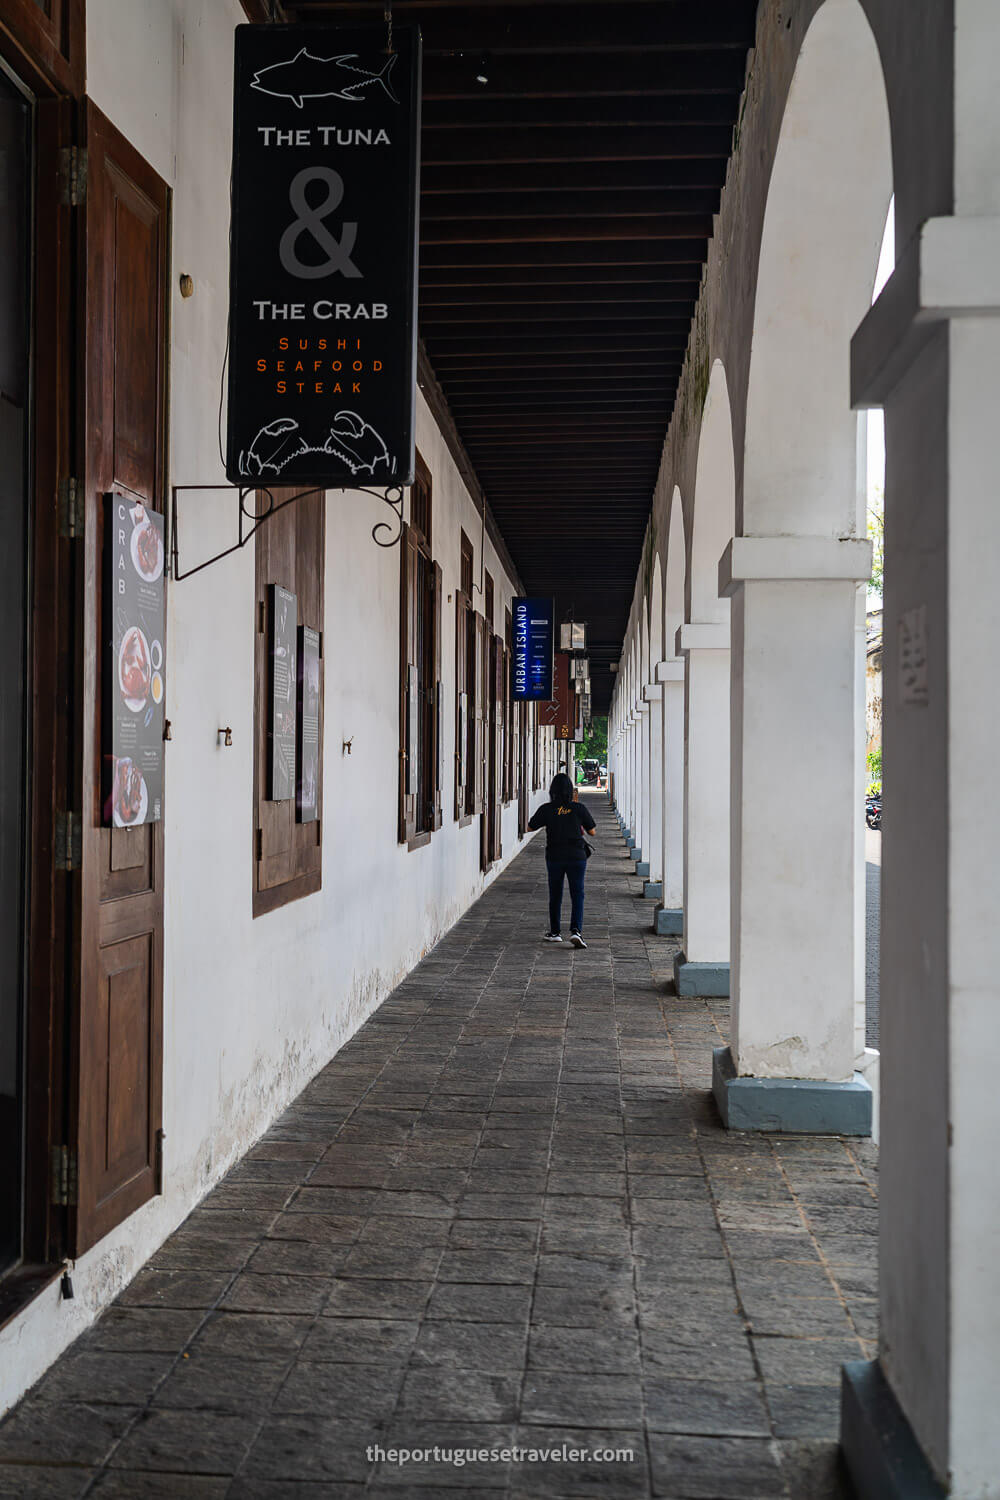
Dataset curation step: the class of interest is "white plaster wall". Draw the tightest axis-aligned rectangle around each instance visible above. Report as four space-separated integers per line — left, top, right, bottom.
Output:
0 0 532 1416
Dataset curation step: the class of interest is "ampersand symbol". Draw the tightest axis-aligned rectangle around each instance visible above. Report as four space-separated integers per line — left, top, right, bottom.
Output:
279 167 362 280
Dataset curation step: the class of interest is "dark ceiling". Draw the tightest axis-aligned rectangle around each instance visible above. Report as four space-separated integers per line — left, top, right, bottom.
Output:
285 0 758 711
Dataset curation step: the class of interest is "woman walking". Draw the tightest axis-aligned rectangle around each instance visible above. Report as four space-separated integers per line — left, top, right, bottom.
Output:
528 773 597 948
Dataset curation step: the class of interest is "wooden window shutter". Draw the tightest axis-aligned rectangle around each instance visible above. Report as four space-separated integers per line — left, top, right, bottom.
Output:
432 560 443 830
454 593 468 819
74 104 169 1255
252 477 324 914
473 612 486 816
399 522 420 844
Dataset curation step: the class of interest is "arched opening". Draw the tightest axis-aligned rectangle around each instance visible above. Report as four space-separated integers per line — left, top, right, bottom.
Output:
678 363 735 977
726 0 892 1101
690 362 735 626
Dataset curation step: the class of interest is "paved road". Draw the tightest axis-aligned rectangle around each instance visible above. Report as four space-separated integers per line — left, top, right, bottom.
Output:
866 826 881 1050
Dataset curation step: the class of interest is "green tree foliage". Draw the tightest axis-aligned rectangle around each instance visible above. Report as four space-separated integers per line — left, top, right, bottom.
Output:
867 747 882 795
576 716 608 765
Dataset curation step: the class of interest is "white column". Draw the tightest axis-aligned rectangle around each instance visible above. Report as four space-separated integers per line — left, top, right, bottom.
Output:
721 538 871 1084
643 683 663 885
840 192 1000 1492
657 659 685 925
677 624 730 983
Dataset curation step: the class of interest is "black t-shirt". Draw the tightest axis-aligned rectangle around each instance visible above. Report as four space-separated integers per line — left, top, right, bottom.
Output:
528 800 596 860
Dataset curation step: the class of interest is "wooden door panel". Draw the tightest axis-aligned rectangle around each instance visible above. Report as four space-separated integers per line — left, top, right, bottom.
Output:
74 103 168 1257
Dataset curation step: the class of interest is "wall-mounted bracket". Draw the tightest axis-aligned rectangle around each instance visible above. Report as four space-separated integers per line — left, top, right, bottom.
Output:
169 482 405 582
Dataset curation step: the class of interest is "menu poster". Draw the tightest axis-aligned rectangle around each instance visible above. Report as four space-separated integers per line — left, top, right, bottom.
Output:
269 584 297 800
297 625 321 823
102 494 166 828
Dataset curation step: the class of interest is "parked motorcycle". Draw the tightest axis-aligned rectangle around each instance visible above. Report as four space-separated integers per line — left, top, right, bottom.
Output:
866 792 882 831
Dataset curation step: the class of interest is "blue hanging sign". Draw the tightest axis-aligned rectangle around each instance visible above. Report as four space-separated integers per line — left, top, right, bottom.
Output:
512 597 555 701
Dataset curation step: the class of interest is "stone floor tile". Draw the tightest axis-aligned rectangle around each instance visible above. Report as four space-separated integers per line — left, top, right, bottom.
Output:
531 1281 636 1327
643 1377 770 1437
437 1249 537 1284
82 1307 205 1353
108 1407 257 1474
322 1277 432 1319
246 1239 350 1278
300 1316 420 1364
0 1402 138 1467
411 1319 527 1372
510 1425 648 1498
647 1433 785 1498
241 1416 377 1483
528 1324 641 1375
193 1312 312 1362
118 1268 233 1310
33 1350 173 1407
397 1367 520 1421
752 1335 866 1387
375 1421 515 1489
0 1467 95 1499
221 1272 329 1316
521 1372 644 1429
273 1361 403 1421
152 1353 289 1413
776 1438 854 1498
767 1384 842 1440
91 1476 229 1498
425 1281 532 1324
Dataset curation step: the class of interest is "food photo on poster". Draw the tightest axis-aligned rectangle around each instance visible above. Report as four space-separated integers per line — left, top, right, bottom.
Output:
225 23 422 490
103 494 166 828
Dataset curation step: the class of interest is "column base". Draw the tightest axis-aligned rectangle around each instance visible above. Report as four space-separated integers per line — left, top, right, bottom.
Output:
641 880 662 900
840 1360 945 1500
712 1046 873 1135
627 844 641 860
653 905 683 936
635 860 650 878
673 951 730 997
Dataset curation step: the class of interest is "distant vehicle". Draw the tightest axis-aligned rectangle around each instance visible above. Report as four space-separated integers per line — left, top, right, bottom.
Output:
581 758 600 785
866 792 881 831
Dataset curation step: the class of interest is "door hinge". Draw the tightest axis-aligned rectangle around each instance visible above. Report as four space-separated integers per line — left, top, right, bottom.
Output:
55 810 82 872
59 146 87 207
58 478 84 539
50 1145 78 1207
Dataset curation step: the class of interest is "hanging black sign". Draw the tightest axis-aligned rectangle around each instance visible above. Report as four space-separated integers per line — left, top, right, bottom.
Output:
102 494 166 828
226 24 421 489
511 597 555 701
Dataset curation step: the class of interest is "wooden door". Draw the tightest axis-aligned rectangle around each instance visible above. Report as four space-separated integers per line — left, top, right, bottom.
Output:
73 104 169 1256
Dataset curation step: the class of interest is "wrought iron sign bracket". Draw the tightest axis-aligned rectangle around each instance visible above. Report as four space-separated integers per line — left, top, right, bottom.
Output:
169 483 405 582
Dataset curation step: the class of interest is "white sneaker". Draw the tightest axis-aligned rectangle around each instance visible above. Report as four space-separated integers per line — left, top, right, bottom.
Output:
543 932 562 942
569 932 587 949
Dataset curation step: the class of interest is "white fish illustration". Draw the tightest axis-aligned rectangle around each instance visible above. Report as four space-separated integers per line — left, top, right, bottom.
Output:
250 49 399 109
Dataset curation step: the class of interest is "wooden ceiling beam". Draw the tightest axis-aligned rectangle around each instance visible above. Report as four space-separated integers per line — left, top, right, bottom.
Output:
423 96 738 130
421 215 713 244
422 159 726 193
421 241 705 267
422 124 733 165
422 51 746 99
286 2 754 54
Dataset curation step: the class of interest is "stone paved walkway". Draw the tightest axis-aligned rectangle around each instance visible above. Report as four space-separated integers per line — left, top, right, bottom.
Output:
0 795 878 1499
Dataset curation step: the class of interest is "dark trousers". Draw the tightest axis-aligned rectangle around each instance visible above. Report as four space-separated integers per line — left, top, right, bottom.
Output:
546 857 586 934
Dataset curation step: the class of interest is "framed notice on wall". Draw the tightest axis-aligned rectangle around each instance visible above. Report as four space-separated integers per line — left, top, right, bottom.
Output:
103 494 166 827
226 24 422 489
297 625 321 822
269 584 297 800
